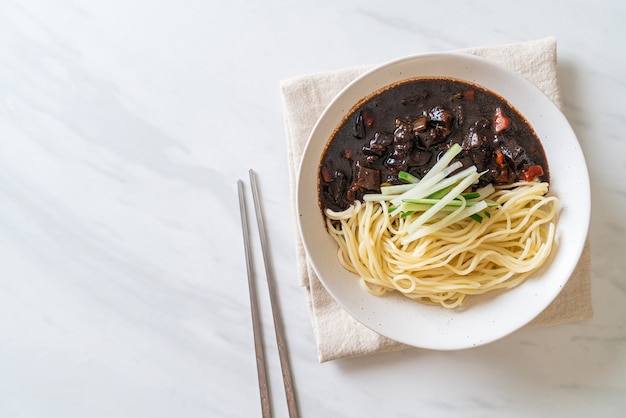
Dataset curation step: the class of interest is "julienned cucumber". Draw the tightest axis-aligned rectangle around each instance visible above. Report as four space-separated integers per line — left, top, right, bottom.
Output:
361 143 499 243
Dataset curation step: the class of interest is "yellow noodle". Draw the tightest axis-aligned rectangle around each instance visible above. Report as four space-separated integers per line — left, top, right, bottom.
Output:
325 182 557 308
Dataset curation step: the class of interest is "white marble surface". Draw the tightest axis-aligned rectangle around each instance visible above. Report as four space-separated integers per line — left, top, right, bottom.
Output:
1 1 625 417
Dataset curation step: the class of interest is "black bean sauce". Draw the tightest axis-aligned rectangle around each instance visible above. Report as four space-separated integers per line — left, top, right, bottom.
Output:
319 78 549 212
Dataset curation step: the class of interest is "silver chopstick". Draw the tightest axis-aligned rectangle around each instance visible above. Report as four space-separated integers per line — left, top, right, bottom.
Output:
249 169 299 418
238 179 271 418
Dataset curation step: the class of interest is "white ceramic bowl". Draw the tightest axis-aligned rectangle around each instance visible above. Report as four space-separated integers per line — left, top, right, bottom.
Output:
296 53 590 350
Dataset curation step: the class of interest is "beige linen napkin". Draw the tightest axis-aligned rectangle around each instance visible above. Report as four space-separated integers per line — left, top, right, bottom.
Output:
281 37 593 362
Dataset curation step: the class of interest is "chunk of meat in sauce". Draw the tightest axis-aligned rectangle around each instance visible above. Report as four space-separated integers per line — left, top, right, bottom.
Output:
322 167 348 210
416 105 454 148
385 119 414 172
355 162 381 191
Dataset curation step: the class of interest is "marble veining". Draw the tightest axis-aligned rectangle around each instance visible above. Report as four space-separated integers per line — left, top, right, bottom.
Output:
1 0 626 417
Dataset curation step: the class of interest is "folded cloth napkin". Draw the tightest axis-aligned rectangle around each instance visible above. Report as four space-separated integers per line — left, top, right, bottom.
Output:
281 37 593 363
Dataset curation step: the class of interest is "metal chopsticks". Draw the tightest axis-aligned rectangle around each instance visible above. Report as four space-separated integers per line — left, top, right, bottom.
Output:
237 178 271 417
238 169 299 418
